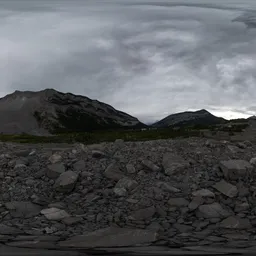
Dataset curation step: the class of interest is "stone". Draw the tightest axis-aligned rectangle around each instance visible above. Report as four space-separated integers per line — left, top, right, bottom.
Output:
147 222 162 232
220 160 253 180
129 206 156 221
104 163 125 181
92 150 106 158
212 180 238 198
197 203 230 218
62 217 83 225
115 177 138 191
48 202 66 209
126 163 136 174
5 201 42 218
6 241 57 249
54 171 78 193
162 153 189 176
235 202 250 213
220 216 252 229
46 163 65 179
168 198 189 207
0 224 23 235
188 196 204 211
114 188 127 197
142 160 160 172
73 160 85 172
173 224 193 233
49 153 62 164
157 182 180 193
41 208 70 221
192 189 215 198
250 157 256 166
59 227 157 248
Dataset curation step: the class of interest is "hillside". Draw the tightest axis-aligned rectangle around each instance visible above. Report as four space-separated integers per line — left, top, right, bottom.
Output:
152 109 227 128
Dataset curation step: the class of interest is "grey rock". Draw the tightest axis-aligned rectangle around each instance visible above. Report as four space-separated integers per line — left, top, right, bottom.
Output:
0 245 83 256
173 224 193 233
62 217 83 225
223 233 250 240
197 203 230 218
0 224 23 235
192 189 215 198
73 160 85 172
113 187 127 197
188 196 204 211
49 153 62 164
48 202 66 209
147 222 162 232
5 201 42 218
168 198 189 207
54 171 78 193
92 150 106 158
220 160 253 180
142 160 160 172
126 163 136 174
104 163 125 181
41 208 70 221
250 157 256 166
46 163 65 179
129 206 156 221
212 179 238 198
162 153 189 176
220 216 252 229
59 227 158 248
115 177 138 191
6 241 57 249
235 202 250 213
157 182 180 193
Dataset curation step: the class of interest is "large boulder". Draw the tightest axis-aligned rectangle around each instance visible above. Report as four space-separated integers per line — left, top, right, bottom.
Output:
54 171 78 193
59 227 158 248
220 160 253 180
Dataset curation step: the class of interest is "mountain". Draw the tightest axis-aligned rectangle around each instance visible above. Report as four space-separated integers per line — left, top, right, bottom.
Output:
0 89 146 135
152 109 227 128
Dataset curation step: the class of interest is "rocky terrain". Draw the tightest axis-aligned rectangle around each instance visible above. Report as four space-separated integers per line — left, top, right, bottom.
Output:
1 137 256 254
0 89 145 135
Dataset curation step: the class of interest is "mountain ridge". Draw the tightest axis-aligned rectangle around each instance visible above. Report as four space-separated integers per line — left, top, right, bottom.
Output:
0 89 146 135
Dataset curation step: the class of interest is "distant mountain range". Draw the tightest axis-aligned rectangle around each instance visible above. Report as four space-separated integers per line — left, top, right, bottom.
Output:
0 89 253 135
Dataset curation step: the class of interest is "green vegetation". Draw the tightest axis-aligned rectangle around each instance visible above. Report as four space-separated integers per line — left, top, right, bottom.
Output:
0 128 200 144
0 122 249 144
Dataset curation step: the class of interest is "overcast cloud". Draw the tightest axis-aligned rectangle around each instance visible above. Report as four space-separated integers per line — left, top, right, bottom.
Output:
2 0 256 123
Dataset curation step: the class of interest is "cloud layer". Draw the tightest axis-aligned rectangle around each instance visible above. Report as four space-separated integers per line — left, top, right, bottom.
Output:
1 0 256 123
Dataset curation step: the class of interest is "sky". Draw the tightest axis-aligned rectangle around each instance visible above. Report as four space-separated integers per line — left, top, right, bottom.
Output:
2 0 256 123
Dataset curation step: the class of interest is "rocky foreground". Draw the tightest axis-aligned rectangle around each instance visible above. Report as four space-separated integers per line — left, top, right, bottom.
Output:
1 137 256 254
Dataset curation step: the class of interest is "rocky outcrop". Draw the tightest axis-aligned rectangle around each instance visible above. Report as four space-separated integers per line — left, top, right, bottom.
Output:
1 137 256 251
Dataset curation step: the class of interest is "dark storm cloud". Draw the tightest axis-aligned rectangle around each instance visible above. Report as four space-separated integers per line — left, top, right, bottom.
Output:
1 0 256 123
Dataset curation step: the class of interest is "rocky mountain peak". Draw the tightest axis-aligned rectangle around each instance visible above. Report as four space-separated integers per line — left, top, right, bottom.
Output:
0 89 145 135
